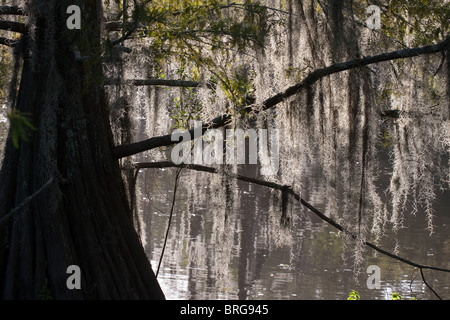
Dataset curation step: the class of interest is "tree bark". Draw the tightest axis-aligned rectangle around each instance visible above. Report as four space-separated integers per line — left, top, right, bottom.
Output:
0 0 164 299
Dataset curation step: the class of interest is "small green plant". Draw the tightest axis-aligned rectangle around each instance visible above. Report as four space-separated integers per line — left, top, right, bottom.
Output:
347 290 360 300
391 292 402 300
7 109 37 148
347 290 416 300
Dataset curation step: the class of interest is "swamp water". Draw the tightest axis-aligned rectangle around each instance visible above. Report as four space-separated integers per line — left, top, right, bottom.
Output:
136 152 449 300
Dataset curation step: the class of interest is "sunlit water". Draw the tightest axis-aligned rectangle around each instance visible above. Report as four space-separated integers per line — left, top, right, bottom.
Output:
139 154 450 300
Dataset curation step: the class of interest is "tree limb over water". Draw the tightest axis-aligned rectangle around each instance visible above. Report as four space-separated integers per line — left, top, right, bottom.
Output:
114 36 450 159
131 161 450 299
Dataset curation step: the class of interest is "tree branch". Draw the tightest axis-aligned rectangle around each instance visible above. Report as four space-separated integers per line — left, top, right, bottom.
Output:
113 37 450 159
104 21 123 32
0 20 27 34
0 177 55 225
133 161 450 298
104 78 215 89
156 168 182 278
72 45 90 62
109 21 138 46
0 36 17 47
0 6 25 15
420 268 442 300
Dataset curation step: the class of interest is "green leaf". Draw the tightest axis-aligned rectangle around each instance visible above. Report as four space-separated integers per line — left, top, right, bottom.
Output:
391 292 402 300
347 290 360 300
7 109 37 149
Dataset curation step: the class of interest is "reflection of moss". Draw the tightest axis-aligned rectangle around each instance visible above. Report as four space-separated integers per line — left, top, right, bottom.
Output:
303 225 343 271
0 113 8 159
180 239 189 269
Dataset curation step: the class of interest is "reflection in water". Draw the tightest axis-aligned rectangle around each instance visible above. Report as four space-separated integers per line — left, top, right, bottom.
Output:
139 153 449 300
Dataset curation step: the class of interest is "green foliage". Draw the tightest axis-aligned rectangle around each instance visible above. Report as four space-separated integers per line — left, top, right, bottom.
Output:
121 0 279 59
171 87 204 130
107 0 280 107
391 292 402 300
383 0 449 46
353 0 449 46
347 290 417 300
170 64 206 130
221 65 255 109
7 109 36 149
347 290 360 300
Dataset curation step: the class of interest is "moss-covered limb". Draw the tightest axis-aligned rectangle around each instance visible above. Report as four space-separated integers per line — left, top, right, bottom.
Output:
113 36 450 159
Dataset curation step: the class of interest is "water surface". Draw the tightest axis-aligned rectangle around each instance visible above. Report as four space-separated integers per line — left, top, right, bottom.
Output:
139 156 450 300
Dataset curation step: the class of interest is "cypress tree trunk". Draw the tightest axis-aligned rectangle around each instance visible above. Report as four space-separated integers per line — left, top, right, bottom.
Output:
0 0 164 299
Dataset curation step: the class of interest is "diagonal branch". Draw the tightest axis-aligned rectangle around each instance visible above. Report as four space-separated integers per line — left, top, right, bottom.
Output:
420 268 442 300
113 37 450 159
156 167 182 278
133 161 450 298
0 176 56 225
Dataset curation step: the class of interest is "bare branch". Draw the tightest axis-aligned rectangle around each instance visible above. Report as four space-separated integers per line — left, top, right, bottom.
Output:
0 36 17 47
72 45 90 62
113 44 132 53
104 77 215 89
113 37 450 159
109 21 138 46
0 20 27 34
0 6 25 15
420 268 442 300
104 21 123 32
